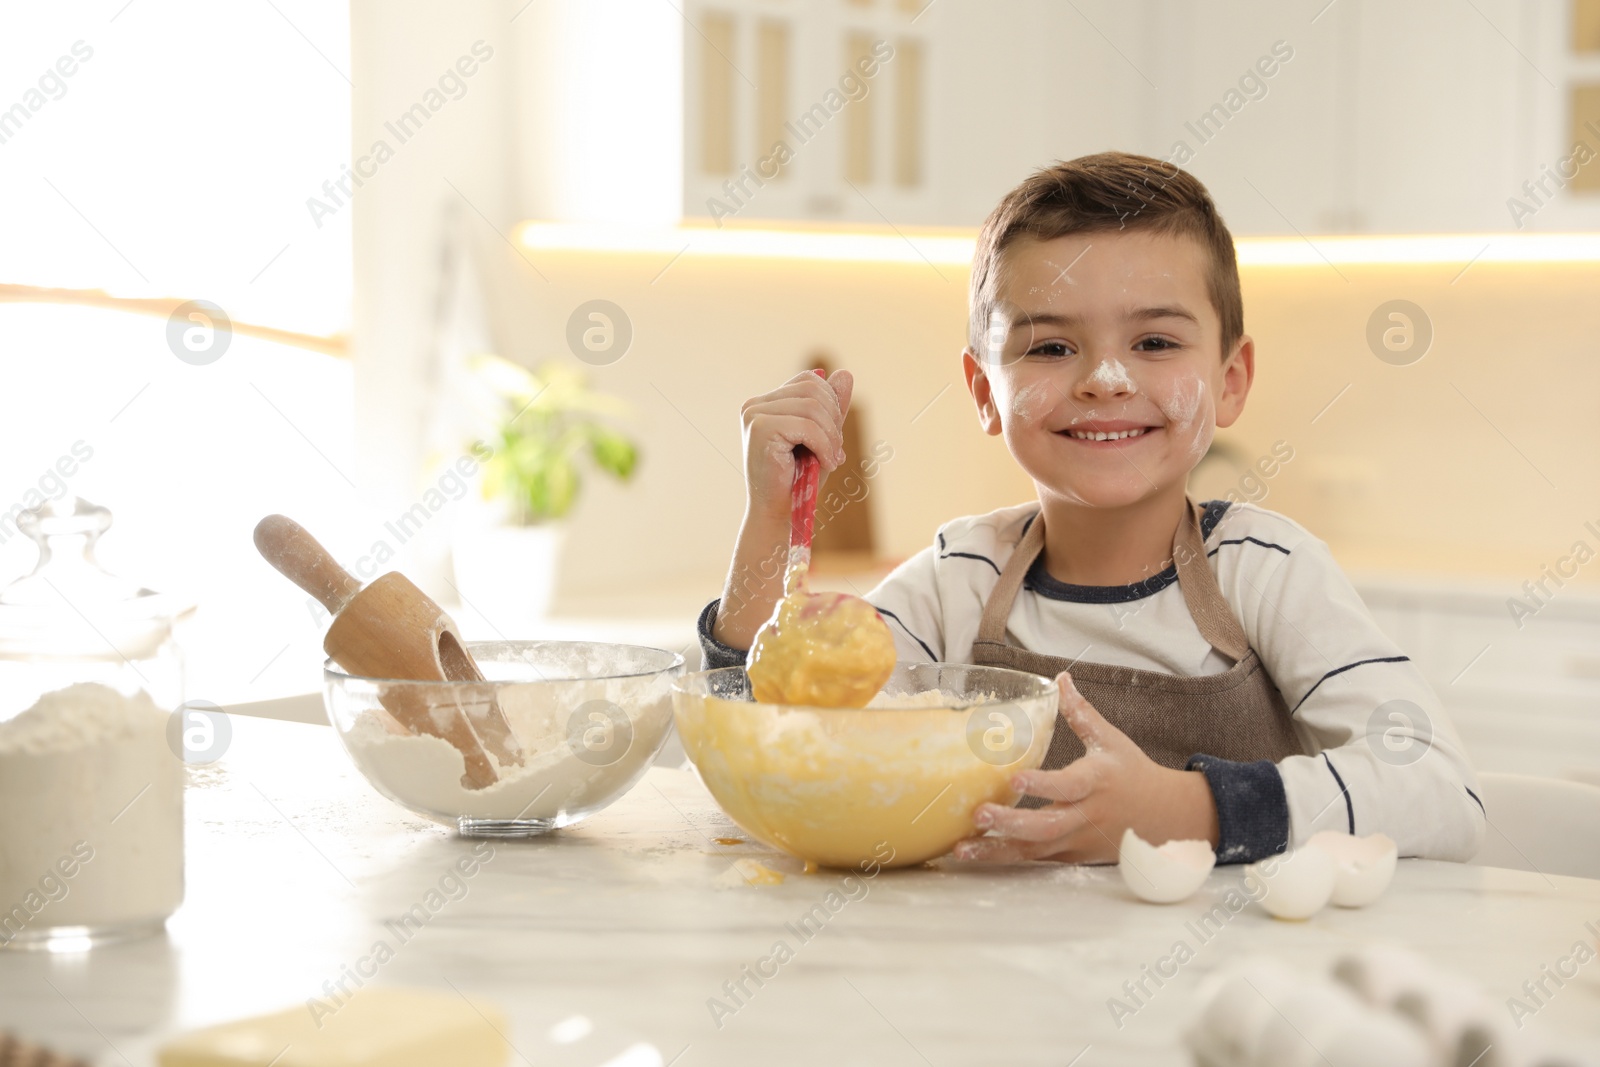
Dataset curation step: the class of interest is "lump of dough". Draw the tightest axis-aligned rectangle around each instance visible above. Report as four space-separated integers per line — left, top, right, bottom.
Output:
747 590 895 708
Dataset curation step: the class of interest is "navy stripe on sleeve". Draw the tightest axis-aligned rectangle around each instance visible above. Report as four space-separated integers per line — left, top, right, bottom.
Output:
1290 655 1412 714
1465 786 1485 817
942 551 1001 574
937 533 1001 575
1322 752 1354 833
1206 536 1291 557
874 606 937 661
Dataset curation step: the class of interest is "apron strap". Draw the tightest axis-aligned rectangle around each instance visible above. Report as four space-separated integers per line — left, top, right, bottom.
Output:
1172 498 1251 662
975 512 1045 644
974 497 1251 663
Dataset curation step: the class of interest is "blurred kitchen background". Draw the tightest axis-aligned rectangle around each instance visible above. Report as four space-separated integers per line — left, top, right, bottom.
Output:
3 0 1599 780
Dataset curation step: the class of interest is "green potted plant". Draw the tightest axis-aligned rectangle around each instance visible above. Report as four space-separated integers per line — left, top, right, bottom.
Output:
452 354 639 623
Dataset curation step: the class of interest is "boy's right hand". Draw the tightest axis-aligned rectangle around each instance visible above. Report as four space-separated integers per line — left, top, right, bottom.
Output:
713 369 854 651
739 369 854 521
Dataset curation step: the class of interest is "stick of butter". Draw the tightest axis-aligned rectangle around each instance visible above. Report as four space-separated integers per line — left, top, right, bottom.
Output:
157 988 510 1067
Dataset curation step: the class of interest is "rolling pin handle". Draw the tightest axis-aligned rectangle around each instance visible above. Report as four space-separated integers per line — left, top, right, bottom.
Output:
253 514 363 616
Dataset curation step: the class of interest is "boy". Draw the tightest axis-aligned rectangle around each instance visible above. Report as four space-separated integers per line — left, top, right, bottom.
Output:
696 152 1484 866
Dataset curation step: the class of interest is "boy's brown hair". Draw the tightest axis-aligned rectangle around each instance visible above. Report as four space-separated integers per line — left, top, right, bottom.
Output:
968 151 1243 359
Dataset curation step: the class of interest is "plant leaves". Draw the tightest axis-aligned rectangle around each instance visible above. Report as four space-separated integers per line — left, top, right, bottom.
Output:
588 425 638 480
469 356 641 523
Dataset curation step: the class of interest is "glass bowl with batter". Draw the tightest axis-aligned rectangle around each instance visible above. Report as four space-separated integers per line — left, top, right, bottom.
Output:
325 640 683 836
672 664 1058 869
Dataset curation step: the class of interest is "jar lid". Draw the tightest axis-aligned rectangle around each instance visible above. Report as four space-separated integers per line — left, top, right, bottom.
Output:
0 497 182 660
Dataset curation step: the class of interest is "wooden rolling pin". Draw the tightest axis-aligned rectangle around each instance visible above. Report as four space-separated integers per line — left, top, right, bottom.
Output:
253 515 524 789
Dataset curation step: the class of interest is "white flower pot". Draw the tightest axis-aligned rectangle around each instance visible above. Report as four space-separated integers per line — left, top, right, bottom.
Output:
451 523 566 629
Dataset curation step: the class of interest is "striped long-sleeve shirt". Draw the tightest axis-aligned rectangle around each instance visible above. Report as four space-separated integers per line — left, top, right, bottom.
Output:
697 499 1486 864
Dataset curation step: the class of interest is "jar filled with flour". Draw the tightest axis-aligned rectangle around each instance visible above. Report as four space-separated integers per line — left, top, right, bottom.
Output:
0 498 187 950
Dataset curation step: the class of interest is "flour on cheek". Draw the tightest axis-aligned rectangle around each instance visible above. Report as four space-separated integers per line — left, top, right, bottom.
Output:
1008 380 1055 422
1156 377 1214 459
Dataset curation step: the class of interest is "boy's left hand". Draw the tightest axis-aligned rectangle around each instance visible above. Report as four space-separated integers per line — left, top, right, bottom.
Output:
951 670 1220 865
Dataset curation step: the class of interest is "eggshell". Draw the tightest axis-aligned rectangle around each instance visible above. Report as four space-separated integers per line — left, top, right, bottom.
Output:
1246 847 1335 920
1189 959 1302 1067
1118 827 1216 903
1332 944 1433 1008
1308 831 1398 907
1250 981 1367 1067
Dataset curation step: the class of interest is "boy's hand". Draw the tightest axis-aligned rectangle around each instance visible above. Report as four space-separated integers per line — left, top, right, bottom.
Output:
712 369 855 650
740 369 853 523
952 671 1220 865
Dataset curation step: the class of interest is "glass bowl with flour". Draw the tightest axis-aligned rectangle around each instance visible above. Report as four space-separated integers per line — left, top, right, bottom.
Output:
672 663 1058 869
325 640 682 836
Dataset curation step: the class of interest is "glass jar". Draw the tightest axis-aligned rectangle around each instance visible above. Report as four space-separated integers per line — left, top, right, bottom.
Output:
0 497 187 950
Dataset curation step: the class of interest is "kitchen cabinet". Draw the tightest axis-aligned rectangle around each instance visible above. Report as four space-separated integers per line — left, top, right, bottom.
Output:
511 0 1144 228
511 0 1600 233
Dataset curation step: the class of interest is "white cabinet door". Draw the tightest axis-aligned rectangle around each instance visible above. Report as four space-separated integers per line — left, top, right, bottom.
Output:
520 0 1600 233
680 0 1145 227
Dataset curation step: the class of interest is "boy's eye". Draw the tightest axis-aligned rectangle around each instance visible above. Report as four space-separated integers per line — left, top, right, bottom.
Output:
1135 336 1181 353
1026 341 1073 358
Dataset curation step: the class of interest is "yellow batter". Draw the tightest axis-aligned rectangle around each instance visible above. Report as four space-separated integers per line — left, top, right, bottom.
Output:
710 542 1048 869
745 552 896 708
674 688 1054 869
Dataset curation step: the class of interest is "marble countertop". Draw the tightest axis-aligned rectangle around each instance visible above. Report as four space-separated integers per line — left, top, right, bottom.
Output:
3 714 1598 1067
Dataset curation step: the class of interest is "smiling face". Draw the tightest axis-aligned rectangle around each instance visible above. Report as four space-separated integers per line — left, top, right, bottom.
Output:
963 229 1254 510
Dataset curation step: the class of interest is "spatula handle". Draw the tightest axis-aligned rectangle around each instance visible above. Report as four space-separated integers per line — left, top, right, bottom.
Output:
253 514 363 615
790 451 820 552
789 368 828 553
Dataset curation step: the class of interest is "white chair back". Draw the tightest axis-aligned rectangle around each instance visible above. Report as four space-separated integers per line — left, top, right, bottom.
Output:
1469 772 1600 880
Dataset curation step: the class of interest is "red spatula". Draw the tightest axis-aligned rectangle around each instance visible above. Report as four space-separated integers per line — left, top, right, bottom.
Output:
746 369 896 707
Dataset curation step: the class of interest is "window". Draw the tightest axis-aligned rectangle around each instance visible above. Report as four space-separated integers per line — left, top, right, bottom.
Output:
0 2 354 706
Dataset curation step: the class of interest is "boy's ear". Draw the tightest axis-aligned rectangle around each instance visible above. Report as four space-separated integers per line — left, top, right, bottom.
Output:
961 348 1004 436
1214 334 1255 430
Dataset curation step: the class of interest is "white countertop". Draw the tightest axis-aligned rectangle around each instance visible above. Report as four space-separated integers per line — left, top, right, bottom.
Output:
3 714 1598 1067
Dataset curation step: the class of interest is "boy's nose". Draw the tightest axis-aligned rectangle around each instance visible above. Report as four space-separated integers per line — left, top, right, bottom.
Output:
1075 357 1137 398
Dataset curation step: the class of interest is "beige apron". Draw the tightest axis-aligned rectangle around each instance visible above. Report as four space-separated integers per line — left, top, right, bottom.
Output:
970 498 1303 796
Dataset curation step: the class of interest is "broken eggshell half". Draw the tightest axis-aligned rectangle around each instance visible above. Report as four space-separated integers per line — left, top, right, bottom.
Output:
1118 827 1216 903
1307 830 1398 907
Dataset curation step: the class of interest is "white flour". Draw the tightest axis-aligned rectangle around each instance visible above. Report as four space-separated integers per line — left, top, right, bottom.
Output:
1086 358 1137 394
342 679 672 823
1008 381 1054 421
0 683 183 943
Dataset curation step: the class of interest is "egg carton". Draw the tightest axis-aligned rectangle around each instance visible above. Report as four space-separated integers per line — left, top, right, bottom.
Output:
1188 946 1600 1067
